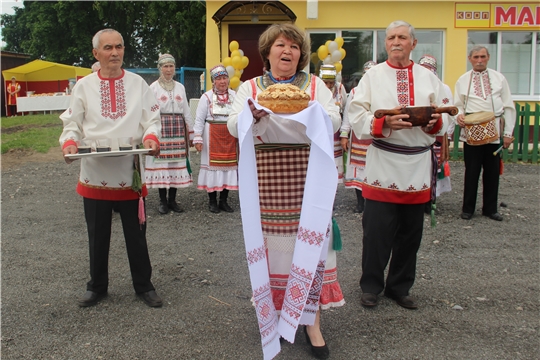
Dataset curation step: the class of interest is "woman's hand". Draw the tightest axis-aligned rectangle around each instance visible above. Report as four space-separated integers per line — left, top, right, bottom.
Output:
195 143 203 152
248 99 269 123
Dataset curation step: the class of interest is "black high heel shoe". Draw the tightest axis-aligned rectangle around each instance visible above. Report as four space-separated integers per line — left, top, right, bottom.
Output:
304 326 330 359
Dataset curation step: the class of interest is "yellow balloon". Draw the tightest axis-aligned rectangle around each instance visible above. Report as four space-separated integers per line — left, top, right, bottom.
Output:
310 52 319 65
241 56 249 69
229 40 239 52
339 48 346 60
334 63 343 73
231 56 242 69
229 76 240 89
223 57 232 67
335 37 344 48
234 69 242 78
317 45 329 61
325 40 331 48
230 50 241 58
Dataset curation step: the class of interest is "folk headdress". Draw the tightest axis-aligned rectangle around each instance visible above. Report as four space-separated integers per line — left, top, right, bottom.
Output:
157 54 176 91
319 64 337 80
418 55 437 76
362 60 377 75
210 65 228 82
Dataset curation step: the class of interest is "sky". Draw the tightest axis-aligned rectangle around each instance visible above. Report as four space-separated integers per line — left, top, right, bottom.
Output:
1 0 24 47
1 0 24 15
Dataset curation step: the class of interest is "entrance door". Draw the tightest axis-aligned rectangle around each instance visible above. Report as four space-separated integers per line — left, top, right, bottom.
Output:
229 24 270 81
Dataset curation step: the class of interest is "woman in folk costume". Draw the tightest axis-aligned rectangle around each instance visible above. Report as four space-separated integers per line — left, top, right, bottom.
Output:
340 60 377 213
193 65 238 213
6 76 21 117
145 54 194 214
418 55 455 213
320 64 347 183
228 23 344 360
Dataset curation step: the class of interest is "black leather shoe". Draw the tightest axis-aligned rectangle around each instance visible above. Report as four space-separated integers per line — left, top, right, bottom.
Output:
304 326 329 360
158 201 169 215
209 202 220 213
138 290 163 308
484 212 503 221
386 294 418 309
461 212 473 220
360 292 379 307
78 291 106 307
218 201 234 213
354 203 364 214
168 201 183 213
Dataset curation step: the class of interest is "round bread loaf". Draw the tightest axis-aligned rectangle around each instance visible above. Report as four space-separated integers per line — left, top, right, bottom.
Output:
257 83 310 114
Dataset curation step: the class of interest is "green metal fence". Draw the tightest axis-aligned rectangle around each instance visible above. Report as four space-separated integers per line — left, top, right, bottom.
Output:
450 102 540 163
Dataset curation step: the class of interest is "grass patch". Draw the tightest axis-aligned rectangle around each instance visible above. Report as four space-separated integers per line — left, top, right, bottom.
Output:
1 114 63 154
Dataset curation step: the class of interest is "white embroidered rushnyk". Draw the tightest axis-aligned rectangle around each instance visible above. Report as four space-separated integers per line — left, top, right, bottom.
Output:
237 99 337 360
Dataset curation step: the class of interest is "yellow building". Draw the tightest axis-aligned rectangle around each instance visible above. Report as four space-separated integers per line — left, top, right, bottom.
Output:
205 0 539 102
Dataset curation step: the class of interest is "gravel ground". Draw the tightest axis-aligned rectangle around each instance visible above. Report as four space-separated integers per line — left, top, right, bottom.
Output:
1 149 538 360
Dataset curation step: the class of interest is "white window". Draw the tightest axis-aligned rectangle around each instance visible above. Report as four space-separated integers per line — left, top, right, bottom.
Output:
468 31 539 99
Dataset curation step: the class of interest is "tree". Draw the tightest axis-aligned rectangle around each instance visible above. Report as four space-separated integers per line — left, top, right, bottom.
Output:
1 1 206 68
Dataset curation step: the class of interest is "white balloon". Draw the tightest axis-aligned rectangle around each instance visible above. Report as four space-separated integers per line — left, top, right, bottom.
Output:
238 49 244 57
331 50 342 63
328 41 338 53
336 74 342 82
323 55 332 65
226 65 235 78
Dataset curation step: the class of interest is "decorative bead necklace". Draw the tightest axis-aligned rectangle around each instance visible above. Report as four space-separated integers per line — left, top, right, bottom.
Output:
268 72 296 84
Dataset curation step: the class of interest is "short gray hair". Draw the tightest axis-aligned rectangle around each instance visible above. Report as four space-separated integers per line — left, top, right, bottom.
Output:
386 20 416 42
92 29 124 49
469 45 489 57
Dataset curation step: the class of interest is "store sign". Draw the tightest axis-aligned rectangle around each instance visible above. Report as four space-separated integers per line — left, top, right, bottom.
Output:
455 3 539 28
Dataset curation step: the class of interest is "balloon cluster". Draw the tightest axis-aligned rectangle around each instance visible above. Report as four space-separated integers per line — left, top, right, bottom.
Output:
222 40 249 90
314 37 346 73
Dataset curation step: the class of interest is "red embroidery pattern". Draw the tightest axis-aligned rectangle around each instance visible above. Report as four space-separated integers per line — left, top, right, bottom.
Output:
388 183 399 189
442 98 449 104
100 79 126 119
247 245 266 265
282 264 313 320
160 94 168 103
68 108 73 115
175 94 182 102
84 178 90 184
473 71 492 100
371 179 382 187
396 69 410 105
297 226 324 247
151 104 159 112
119 181 126 187
421 183 429 190
100 181 108 186
305 260 325 306
407 184 417 191
252 283 278 342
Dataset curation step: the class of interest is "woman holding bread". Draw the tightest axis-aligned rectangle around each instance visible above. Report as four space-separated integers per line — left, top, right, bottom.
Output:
228 23 343 360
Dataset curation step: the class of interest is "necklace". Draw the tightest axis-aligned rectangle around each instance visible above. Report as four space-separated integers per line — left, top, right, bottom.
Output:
158 76 175 91
268 72 296 84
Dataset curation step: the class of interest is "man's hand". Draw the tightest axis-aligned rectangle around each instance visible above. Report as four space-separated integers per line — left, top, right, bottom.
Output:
195 143 203 152
340 137 349 151
383 106 413 130
62 145 78 164
144 139 160 156
456 114 466 128
422 113 441 132
503 136 513 149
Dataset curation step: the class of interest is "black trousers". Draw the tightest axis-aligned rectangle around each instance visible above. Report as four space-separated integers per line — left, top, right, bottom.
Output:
83 198 155 294
462 143 500 215
360 199 424 296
